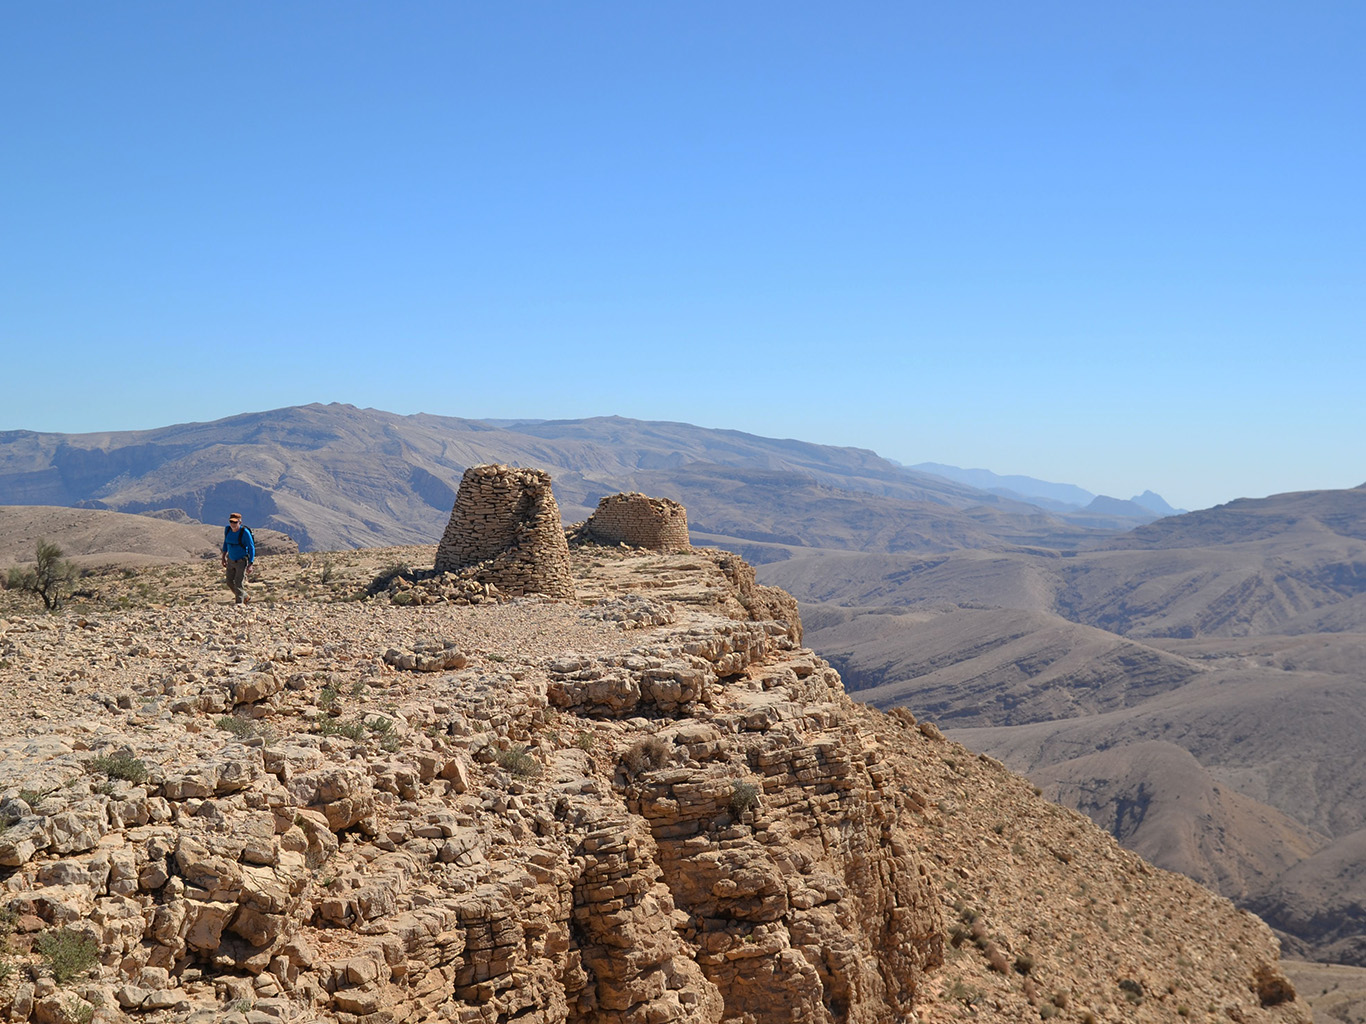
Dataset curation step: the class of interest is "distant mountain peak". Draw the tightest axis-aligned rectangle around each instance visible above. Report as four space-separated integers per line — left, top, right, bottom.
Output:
1129 490 1184 516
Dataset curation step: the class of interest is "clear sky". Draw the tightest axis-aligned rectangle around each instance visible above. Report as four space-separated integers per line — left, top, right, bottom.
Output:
2 3 1361 511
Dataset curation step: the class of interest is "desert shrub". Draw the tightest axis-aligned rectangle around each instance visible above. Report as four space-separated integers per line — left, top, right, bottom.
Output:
318 719 366 742
89 752 148 785
495 745 541 778
622 736 671 775
729 780 760 816
1118 978 1144 1004
946 979 983 1006
1015 953 1035 975
366 716 400 752
1038 1005 1058 1020
216 716 257 739
983 940 1010 973
5 540 77 611
573 731 595 751
318 685 340 710
35 928 99 983
17 786 57 808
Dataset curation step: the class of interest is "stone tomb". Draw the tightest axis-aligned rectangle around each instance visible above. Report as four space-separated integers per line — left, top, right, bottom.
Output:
581 492 690 552
433 464 574 599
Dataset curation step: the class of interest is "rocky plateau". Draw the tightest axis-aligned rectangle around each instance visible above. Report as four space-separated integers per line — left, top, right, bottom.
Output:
0 543 1312 1024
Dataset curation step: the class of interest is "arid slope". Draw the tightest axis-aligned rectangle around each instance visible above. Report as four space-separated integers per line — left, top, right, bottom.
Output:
0 544 1308 1024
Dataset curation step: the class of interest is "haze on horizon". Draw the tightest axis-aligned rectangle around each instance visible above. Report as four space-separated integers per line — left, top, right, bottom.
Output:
2 3 1361 513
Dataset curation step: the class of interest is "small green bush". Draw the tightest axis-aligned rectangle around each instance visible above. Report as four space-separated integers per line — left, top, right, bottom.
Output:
216 716 256 739
366 716 399 752
946 979 982 1006
622 736 671 775
495 746 541 778
573 731 595 751
18 786 57 808
35 928 99 983
89 752 148 785
318 719 366 742
729 780 760 816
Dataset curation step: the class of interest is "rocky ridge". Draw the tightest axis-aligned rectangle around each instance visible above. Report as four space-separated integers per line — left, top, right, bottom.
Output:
0 546 1308 1023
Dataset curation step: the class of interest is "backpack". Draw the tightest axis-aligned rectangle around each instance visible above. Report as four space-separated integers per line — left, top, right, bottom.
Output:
225 524 255 557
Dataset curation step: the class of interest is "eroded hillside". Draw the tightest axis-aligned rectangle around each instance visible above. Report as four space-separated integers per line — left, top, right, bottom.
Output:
766 487 1366 965
0 546 1307 1023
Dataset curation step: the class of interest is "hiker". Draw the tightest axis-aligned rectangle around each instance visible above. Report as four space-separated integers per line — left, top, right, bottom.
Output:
221 512 256 604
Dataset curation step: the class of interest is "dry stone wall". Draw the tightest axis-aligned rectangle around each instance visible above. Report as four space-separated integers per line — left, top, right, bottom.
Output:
581 493 690 553
434 464 574 599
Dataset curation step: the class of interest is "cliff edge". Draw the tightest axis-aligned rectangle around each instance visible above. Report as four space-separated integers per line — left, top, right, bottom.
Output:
0 545 1307 1023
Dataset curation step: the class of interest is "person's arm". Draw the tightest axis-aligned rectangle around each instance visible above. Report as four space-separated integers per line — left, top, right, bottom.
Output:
245 528 256 568
221 528 229 565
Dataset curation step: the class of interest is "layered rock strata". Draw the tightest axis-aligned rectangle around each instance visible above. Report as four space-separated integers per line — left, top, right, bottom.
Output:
0 548 1309 1024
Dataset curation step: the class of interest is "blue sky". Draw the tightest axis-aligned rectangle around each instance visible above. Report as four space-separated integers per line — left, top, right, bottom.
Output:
2 2 1361 511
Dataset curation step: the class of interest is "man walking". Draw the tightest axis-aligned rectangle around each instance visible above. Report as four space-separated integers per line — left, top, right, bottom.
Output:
221 513 255 604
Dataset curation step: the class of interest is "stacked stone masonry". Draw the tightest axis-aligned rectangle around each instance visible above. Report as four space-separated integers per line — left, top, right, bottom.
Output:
434 464 575 599
582 493 690 553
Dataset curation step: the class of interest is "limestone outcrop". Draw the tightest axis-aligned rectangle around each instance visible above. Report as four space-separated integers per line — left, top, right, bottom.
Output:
0 546 1310 1024
433 464 574 599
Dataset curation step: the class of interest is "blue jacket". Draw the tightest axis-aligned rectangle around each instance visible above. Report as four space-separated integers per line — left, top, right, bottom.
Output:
223 526 255 563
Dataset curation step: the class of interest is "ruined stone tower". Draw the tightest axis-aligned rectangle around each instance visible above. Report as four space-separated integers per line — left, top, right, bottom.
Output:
581 492 691 552
434 464 574 599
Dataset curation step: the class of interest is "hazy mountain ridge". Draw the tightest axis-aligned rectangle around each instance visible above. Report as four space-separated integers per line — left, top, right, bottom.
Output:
0 404 1156 554
911 461 1185 519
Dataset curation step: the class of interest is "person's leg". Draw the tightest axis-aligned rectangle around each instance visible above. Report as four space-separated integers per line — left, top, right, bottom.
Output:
225 559 248 603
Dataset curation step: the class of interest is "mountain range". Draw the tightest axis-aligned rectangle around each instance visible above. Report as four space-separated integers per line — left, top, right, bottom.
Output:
911 461 1186 518
0 403 1169 554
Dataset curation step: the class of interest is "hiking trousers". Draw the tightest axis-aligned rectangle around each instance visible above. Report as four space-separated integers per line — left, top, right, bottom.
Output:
225 558 250 604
